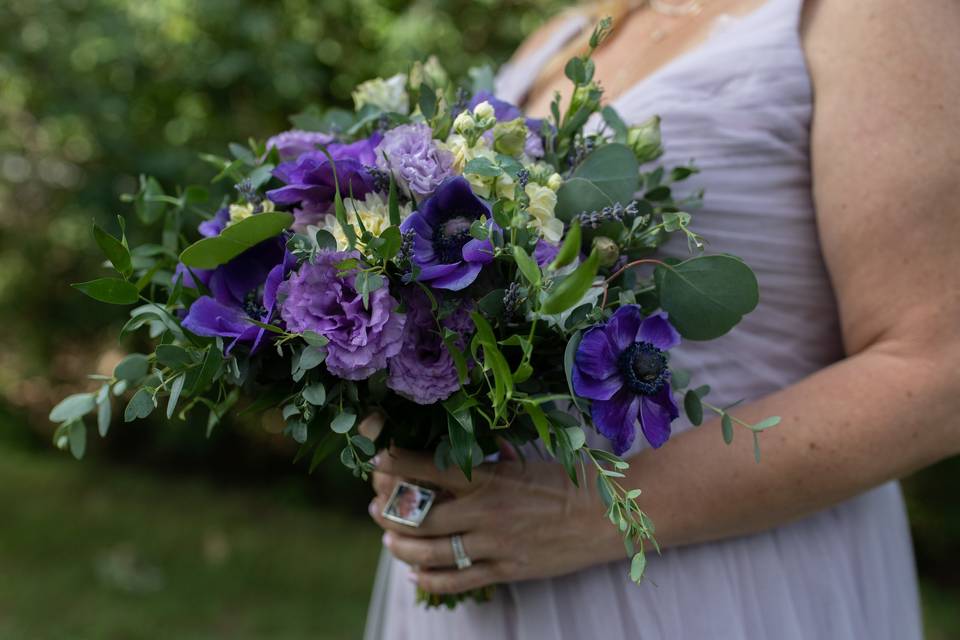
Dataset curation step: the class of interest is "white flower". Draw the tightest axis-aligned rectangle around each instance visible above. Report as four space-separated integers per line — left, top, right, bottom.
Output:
309 192 410 250
525 183 563 243
228 199 275 226
452 111 476 136
352 74 409 115
472 100 495 122
547 172 563 192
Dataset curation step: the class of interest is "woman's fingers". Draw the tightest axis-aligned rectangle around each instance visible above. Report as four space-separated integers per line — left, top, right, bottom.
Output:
373 447 488 494
383 531 490 569
409 563 501 595
369 494 470 538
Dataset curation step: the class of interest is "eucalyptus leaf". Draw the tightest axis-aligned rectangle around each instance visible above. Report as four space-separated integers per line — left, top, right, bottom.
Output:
555 144 639 221
49 393 96 423
114 353 150 382
331 412 356 434
68 421 87 460
656 255 759 340
124 388 155 422
302 383 327 406
683 389 703 426
630 551 647 582
97 394 111 437
166 373 185 419
721 413 734 444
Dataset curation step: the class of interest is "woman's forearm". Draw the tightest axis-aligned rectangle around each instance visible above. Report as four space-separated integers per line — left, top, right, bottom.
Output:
587 338 960 560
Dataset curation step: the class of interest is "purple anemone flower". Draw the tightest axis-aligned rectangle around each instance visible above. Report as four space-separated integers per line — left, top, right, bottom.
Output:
386 287 473 405
198 206 230 238
533 239 560 268
572 306 681 454
181 238 294 353
399 176 496 291
278 250 405 380
266 129 335 162
266 133 383 226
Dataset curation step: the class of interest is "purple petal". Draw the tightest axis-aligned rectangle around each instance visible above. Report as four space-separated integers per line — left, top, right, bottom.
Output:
417 262 461 281
591 389 640 455
462 237 495 264
639 311 681 351
639 384 679 449
182 297 250 338
575 328 620 380
572 366 623 401
607 305 644 351
429 262 482 291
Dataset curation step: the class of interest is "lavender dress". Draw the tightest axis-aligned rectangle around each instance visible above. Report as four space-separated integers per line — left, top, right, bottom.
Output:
365 0 922 637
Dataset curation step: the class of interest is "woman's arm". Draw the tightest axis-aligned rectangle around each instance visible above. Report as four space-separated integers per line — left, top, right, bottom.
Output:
580 0 960 553
368 0 960 593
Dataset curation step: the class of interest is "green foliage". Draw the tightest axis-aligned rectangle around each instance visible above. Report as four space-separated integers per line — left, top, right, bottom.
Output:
179 212 294 269
555 144 640 221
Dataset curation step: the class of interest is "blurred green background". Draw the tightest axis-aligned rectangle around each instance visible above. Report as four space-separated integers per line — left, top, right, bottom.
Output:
1 1 956 638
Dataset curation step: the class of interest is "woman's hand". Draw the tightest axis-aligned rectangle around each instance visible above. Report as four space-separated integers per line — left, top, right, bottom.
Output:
369 446 622 594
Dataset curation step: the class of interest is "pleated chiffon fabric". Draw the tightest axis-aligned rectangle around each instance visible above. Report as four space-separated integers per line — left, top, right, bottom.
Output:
365 0 923 637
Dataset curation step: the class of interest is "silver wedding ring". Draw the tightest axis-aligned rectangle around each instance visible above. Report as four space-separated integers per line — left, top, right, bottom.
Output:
451 534 472 570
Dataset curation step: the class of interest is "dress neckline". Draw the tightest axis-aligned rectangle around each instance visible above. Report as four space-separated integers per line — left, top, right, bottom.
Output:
510 0 783 111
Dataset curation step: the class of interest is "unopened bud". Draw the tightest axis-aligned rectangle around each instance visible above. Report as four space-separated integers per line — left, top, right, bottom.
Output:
626 116 663 164
453 111 476 135
546 172 563 191
592 236 620 267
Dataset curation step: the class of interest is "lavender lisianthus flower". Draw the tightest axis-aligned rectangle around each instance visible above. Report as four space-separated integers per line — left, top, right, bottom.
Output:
278 250 405 380
267 133 383 225
400 176 496 291
386 288 473 404
375 123 454 200
266 130 335 162
181 238 293 353
573 306 681 454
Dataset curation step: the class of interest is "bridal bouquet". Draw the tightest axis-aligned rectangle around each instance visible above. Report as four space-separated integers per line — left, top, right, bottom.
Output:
51 20 777 606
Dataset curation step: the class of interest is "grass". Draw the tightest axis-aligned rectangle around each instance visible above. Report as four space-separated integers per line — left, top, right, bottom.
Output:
0 442 382 640
0 434 956 639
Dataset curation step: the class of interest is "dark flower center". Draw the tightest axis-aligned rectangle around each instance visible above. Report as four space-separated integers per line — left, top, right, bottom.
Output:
433 215 473 264
243 290 267 319
617 341 669 396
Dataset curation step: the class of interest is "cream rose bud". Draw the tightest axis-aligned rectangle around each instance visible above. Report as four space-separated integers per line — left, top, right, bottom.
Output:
472 100 496 123
626 115 664 163
525 183 563 243
547 172 563 192
453 111 476 135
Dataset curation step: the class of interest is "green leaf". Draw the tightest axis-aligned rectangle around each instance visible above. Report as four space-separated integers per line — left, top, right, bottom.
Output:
418 86 437 119
656 255 759 340
447 411 475 480
555 144 639 221
388 174 401 227
630 550 647 583
524 402 553 455
753 432 762 463
69 421 87 460
314 229 337 251
563 331 586 411
301 383 327 406
124 388 155 422
298 346 326 370
541 248 600 315
565 426 586 450
683 389 703 426
463 156 501 177
721 413 734 444
330 412 356 434
72 278 140 305
302 331 329 347
166 373 185 419
549 220 581 270
751 416 781 431
135 176 166 224
601 106 628 143
96 394 111 437
512 245 541 287
114 353 150 382
377 226 402 261
189 346 223 394
93 223 133 278
351 434 376 457
49 393 96 423
156 344 193 368
179 212 294 269
289 419 308 444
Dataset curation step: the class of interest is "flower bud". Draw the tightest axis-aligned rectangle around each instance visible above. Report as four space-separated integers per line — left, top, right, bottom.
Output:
352 74 410 115
453 111 476 135
492 118 528 157
569 82 602 116
626 116 663 164
472 100 496 123
592 236 620 267
546 172 563 192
